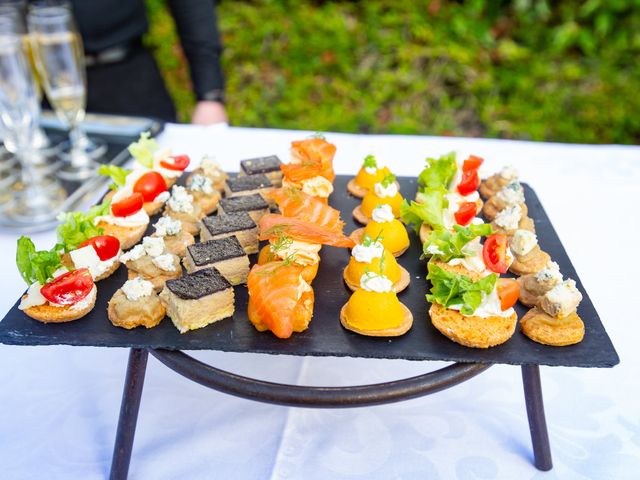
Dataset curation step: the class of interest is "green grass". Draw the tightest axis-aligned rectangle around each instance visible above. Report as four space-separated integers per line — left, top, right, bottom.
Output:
145 0 640 144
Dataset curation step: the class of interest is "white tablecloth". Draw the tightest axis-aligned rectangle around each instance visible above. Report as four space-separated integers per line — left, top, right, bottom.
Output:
1 124 638 480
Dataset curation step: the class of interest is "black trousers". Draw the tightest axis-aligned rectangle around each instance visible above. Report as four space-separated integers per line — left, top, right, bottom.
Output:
85 46 178 123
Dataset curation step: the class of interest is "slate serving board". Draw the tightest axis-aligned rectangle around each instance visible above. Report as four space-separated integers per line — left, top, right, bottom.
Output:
0 175 619 368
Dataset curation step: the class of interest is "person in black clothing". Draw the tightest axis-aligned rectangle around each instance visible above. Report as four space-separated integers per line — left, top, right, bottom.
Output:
70 0 227 124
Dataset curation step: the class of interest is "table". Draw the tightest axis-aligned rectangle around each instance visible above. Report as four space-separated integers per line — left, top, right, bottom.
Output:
1 124 638 479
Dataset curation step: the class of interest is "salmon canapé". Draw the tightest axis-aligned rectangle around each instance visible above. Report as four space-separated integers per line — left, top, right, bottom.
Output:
267 187 345 232
247 262 315 338
259 214 354 248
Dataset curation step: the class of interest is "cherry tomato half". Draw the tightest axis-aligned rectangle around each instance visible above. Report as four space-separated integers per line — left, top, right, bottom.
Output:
41 268 94 306
462 155 484 172
111 193 144 217
497 278 519 311
457 169 480 196
454 202 477 226
133 171 167 202
160 154 190 171
482 233 508 274
78 235 120 261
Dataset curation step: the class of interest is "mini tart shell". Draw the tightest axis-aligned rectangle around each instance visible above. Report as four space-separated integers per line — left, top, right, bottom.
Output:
429 302 517 348
482 198 528 222
352 205 371 225
479 174 510 200
108 289 166 329
346 179 368 198
127 269 182 292
21 287 97 323
342 264 411 293
349 227 409 257
340 302 413 337
509 246 550 276
96 222 148 251
515 276 542 307
491 215 536 237
520 306 584 346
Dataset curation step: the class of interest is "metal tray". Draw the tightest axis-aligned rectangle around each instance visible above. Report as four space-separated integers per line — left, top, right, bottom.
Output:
0 175 619 368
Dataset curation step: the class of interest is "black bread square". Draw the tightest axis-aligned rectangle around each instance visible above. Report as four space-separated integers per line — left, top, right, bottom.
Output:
240 155 282 175
165 267 231 300
202 212 256 236
226 174 272 193
219 194 268 213
187 237 246 266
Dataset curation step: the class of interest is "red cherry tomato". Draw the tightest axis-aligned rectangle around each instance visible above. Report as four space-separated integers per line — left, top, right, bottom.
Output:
111 193 144 217
40 268 94 306
462 155 484 172
457 169 480 196
454 202 477 226
133 171 167 202
497 278 519 311
78 235 120 261
482 233 508 274
160 154 190 171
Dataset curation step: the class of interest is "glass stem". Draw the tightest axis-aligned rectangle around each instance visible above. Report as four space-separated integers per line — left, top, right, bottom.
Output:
18 147 50 210
68 121 92 168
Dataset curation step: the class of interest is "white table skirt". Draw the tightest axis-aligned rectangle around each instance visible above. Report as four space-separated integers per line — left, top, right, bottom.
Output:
0 124 638 479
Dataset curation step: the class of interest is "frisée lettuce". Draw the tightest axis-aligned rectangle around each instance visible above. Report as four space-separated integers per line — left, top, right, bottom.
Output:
418 152 457 190
426 263 497 315
400 187 447 232
423 224 493 262
128 131 158 169
16 236 63 286
56 200 111 252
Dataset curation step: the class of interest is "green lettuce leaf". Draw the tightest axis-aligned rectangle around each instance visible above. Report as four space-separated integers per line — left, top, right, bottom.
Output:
98 164 131 190
16 236 62 286
128 131 158 169
426 263 497 315
423 223 493 262
418 152 457 190
56 200 111 252
400 187 447 232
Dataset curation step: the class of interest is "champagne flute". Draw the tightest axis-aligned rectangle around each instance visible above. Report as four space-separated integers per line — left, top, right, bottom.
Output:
0 1 51 152
27 3 105 181
0 18 66 222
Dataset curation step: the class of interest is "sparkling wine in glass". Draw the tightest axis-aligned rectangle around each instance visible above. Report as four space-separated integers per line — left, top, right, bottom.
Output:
0 18 66 223
28 4 105 181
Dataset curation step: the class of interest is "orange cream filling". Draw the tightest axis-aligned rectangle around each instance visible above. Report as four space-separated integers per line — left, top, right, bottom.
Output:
343 290 405 331
354 166 391 190
345 249 401 286
360 190 403 218
363 219 409 255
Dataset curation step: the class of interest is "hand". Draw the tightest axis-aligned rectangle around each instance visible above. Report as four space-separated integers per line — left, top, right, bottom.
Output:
191 101 228 125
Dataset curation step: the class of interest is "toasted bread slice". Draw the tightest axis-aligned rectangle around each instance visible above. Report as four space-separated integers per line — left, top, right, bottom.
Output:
516 276 542 307
482 197 528 222
419 223 433 245
22 286 97 323
429 302 517 348
520 306 584 346
340 302 413 337
97 222 148 251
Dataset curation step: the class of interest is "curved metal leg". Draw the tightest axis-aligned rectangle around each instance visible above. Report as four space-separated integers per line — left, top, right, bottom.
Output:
110 348 149 480
522 365 553 471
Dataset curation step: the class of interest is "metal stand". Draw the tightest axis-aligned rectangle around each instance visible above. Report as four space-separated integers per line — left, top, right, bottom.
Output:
109 349 553 478
521 365 553 471
110 349 149 480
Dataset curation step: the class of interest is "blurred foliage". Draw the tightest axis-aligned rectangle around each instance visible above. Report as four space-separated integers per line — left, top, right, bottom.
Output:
144 0 640 144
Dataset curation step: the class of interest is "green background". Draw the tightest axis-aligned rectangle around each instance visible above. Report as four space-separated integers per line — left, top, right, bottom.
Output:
144 0 640 144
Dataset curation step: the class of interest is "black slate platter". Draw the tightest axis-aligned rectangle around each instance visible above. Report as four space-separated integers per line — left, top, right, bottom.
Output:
0 175 619 368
